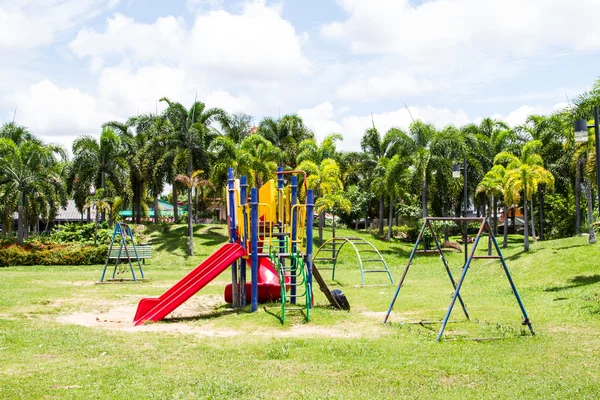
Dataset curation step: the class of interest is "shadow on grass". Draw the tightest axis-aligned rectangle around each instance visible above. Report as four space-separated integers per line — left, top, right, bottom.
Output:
544 274 600 292
554 244 590 251
163 306 253 323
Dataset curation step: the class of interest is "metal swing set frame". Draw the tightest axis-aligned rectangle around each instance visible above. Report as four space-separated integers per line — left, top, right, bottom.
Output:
383 217 535 341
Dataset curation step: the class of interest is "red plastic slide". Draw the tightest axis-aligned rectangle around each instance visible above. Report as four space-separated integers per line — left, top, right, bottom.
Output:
223 257 289 303
133 243 245 326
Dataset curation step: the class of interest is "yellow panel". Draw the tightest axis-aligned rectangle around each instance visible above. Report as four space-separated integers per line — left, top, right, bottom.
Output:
258 179 276 222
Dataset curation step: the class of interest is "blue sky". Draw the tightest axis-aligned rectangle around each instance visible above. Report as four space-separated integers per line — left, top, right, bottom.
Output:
1 0 599 154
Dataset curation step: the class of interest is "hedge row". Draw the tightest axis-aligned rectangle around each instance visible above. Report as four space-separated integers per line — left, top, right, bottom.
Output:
0 243 108 266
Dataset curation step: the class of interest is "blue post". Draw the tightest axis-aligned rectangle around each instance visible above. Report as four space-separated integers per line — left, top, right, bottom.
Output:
436 223 485 341
227 168 238 308
250 188 259 312
488 221 535 336
306 190 315 308
240 176 248 307
290 176 298 304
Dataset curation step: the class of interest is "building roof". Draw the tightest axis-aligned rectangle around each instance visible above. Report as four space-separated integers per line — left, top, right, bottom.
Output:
55 200 96 221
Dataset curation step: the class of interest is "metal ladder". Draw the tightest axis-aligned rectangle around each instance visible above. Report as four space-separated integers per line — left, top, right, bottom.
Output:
270 247 311 324
313 237 393 285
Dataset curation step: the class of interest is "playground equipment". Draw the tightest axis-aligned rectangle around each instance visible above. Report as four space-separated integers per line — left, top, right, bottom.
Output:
314 237 393 285
99 222 144 283
384 217 535 341
134 167 345 325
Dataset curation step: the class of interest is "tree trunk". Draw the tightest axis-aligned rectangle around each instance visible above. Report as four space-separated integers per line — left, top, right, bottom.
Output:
488 199 492 255
153 193 159 224
24 201 29 240
387 195 394 241
94 207 99 246
511 206 516 234
87 207 91 223
17 191 24 245
188 187 194 256
576 158 582 235
503 204 509 248
319 211 325 243
523 197 530 252
332 213 336 238
355 218 358 231
443 203 449 242
493 196 498 236
539 188 545 240
101 170 106 222
530 196 537 242
587 179 597 244
136 186 143 224
378 195 384 235
421 179 428 218
173 181 179 222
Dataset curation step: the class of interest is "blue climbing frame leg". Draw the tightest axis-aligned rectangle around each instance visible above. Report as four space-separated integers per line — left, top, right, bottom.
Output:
250 188 259 312
383 221 428 324
487 220 535 336
436 220 486 341
426 220 469 320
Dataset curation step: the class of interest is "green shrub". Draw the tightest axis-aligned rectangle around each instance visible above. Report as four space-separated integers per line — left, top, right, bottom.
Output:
50 223 111 245
369 225 416 240
0 242 107 266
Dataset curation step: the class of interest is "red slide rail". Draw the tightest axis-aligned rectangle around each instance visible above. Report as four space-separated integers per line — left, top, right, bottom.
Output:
133 243 245 326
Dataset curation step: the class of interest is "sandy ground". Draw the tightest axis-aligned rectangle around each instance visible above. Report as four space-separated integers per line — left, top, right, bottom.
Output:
55 295 377 338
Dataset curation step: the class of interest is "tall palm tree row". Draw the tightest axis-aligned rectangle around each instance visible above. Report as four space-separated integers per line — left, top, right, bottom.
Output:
2 78 599 252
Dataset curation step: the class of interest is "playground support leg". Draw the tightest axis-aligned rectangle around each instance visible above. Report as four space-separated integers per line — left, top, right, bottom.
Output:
251 188 259 312
426 221 470 320
290 176 298 305
240 176 248 307
487 221 535 336
436 221 486 341
228 168 239 308
383 222 428 323
306 190 314 308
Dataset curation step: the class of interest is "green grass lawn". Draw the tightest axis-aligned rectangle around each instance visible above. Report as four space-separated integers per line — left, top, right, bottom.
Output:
1 224 600 399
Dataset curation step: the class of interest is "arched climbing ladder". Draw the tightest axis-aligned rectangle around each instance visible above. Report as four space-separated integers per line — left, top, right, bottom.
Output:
313 237 393 285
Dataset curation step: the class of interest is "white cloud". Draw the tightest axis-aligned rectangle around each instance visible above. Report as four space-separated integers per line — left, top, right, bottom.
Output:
0 0 119 49
70 0 310 79
322 0 600 102
298 101 342 142
298 102 472 151
492 103 568 127
9 80 111 139
205 90 258 115
322 0 600 60
70 14 186 72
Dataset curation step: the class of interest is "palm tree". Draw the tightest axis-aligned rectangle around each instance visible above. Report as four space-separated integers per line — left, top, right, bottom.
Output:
68 127 126 222
175 170 214 255
360 126 406 235
258 114 313 168
131 114 173 224
517 114 565 240
497 142 555 251
0 137 66 244
297 158 344 243
160 98 226 224
296 133 344 237
83 189 111 245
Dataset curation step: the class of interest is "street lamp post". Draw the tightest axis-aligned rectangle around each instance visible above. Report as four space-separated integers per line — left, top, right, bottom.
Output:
453 157 468 263
574 106 600 232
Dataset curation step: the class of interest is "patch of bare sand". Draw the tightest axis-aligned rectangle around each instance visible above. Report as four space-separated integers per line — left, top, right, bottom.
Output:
56 295 384 339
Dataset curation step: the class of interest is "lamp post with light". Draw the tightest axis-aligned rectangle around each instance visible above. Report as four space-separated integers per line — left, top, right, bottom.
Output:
453 156 468 263
574 105 600 242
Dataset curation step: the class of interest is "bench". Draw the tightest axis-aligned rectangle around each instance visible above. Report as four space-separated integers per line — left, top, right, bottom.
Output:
108 244 152 264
